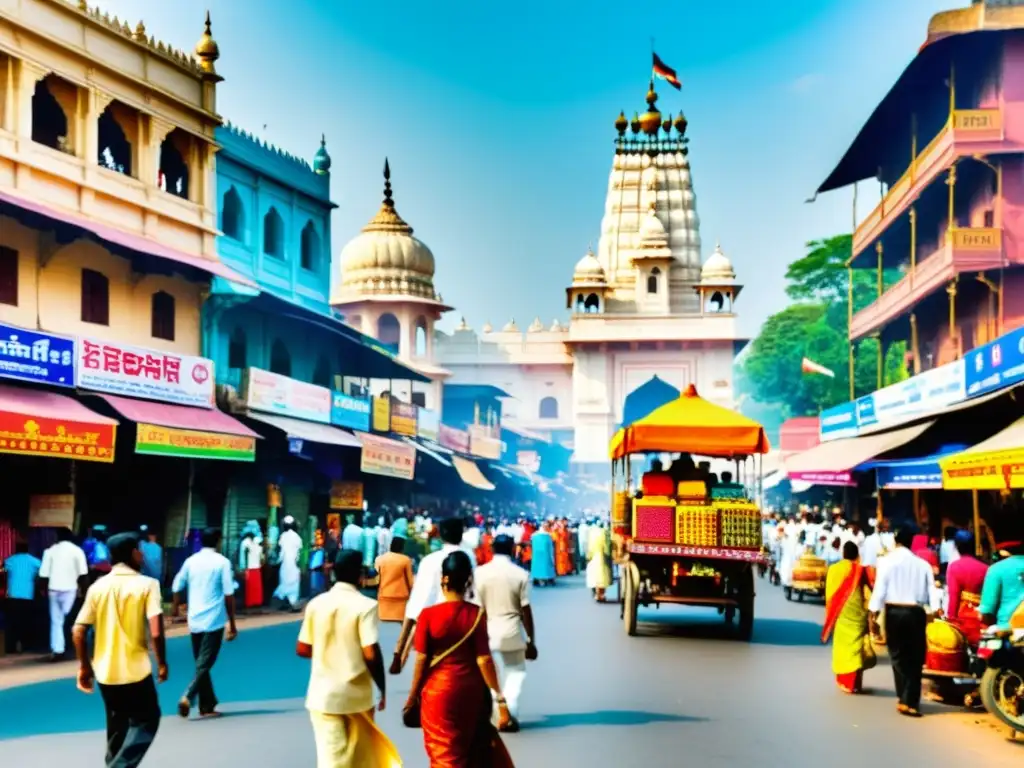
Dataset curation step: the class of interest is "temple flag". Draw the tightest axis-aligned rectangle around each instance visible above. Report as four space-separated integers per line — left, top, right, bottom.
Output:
801 357 836 378
652 53 682 90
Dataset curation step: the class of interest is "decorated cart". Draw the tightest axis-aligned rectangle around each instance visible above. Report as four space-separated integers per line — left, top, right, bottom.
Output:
785 553 827 602
610 384 770 641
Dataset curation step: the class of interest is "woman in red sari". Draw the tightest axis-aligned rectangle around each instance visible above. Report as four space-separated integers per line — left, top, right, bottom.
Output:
404 551 516 767
822 541 876 694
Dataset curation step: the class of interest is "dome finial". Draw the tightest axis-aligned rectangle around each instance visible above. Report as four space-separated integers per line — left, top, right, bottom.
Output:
383 158 394 208
312 134 331 175
194 10 221 79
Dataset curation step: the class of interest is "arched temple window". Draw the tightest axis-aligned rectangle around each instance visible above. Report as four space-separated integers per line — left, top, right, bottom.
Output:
377 313 400 353
584 293 600 313
270 338 292 377
221 187 244 241
158 130 190 200
31 77 69 151
97 105 132 176
414 316 428 357
647 266 661 294
539 396 559 420
300 221 319 271
263 207 285 258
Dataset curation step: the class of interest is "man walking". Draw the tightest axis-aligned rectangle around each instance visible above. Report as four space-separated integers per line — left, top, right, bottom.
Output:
3 541 42 653
297 549 400 767
475 534 537 730
868 526 936 717
171 528 237 720
73 533 166 768
40 527 88 660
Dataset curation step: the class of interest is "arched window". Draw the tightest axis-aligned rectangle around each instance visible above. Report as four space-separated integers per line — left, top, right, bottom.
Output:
158 130 190 199
151 291 175 341
377 313 400 353
31 77 69 151
263 207 284 258
539 396 559 420
312 354 331 388
270 338 291 377
97 106 132 176
221 187 244 241
575 294 584 312
81 268 109 325
414 317 428 357
584 293 600 313
300 221 319 271
228 326 247 369
647 266 661 294
709 290 727 313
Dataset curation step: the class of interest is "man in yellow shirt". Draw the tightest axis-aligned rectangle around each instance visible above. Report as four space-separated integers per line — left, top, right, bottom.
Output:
73 532 167 768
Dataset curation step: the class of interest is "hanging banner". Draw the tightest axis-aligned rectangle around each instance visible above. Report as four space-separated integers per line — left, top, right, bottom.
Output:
243 368 331 424
330 481 364 510
135 423 256 461
390 401 417 437
870 360 965 428
372 397 391 432
439 424 470 453
417 408 440 442
359 432 416 480
965 325 1024 399
0 410 115 462
77 338 214 407
0 324 76 387
29 494 75 528
331 393 371 432
469 424 502 460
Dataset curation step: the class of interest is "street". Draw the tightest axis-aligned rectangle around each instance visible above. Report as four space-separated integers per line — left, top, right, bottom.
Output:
0 577 1020 767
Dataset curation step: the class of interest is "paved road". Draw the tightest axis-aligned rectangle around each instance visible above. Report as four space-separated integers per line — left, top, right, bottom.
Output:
1 575 1020 766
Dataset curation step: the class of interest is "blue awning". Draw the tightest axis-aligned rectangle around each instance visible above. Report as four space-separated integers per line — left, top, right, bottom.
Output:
858 444 969 490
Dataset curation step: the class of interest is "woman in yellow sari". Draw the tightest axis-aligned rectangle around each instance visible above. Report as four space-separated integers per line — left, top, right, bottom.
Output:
821 541 875 694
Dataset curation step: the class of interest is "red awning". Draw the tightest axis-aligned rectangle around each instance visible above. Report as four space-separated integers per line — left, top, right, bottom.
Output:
0 190 256 288
97 394 259 438
0 383 118 462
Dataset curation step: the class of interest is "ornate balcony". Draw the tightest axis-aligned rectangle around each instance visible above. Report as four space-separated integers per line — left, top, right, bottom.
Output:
852 109 1005 258
849 227 1004 341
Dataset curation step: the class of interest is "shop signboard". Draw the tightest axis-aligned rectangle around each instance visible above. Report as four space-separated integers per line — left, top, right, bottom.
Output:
77 338 214 408
372 397 391 432
517 450 541 473
439 424 470 453
243 368 331 424
417 408 440 442
0 323 75 387
390 401 417 437
469 424 502 460
785 470 855 487
855 395 877 430
0 410 115 462
330 481 364 510
135 423 256 461
29 494 75 528
870 359 965 428
331 393 371 432
358 433 416 480
965 325 1024 398
819 401 858 442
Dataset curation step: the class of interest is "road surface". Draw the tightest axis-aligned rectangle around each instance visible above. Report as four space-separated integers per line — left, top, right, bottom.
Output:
1 575 1020 766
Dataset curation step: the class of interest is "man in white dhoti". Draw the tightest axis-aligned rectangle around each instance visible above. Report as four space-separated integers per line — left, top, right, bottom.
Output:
778 528 804 589
274 516 303 611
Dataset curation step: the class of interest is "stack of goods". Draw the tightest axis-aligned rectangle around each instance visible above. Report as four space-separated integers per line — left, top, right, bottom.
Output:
717 501 762 549
612 491 630 529
676 505 718 547
633 501 676 543
791 554 827 589
676 481 708 504
925 620 968 674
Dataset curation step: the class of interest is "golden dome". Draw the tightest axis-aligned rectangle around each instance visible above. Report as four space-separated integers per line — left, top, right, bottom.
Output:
639 81 661 136
615 111 629 135
630 112 641 134
195 11 220 61
662 117 672 133
673 111 688 136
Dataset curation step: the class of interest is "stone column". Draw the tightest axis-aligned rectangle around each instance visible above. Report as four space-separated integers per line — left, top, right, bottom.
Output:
14 60 48 139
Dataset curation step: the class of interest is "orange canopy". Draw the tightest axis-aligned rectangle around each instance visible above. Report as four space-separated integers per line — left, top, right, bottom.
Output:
609 384 771 459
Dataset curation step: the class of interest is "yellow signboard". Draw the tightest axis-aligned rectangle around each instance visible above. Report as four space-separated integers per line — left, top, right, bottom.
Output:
135 423 256 461
330 481 364 510
29 494 75 528
372 397 391 432
941 448 1024 491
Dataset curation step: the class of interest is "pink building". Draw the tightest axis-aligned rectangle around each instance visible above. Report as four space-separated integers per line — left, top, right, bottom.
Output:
816 1 1024 372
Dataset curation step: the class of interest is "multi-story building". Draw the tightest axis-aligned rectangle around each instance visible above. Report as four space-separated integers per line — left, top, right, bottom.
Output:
816 0 1024 374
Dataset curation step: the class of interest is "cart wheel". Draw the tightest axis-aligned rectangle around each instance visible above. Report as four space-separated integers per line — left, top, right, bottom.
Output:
784 586 793 601
737 568 755 641
622 562 639 637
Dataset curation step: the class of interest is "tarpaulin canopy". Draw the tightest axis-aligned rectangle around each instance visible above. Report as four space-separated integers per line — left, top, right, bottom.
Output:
859 444 968 490
452 456 495 491
620 376 680 428
941 417 1024 490
609 384 770 459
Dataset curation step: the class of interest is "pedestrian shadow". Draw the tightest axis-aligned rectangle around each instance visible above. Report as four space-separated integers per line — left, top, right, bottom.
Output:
523 710 705 730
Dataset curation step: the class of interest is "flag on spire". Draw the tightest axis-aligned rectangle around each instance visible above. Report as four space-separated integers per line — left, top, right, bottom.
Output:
801 357 836 378
652 53 681 90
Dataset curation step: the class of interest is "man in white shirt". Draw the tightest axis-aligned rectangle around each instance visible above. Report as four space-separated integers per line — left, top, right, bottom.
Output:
274 517 303 610
475 534 536 728
40 528 88 660
297 549 397 768
341 515 364 552
868 527 935 718
388 517 476 674
860 518 891 568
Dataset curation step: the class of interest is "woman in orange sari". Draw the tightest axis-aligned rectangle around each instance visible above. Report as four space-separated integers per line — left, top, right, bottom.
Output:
404 551 516 767
821 541 875 694
555 522 572 577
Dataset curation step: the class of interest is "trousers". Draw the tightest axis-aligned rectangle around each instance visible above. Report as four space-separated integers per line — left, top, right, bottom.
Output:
492 648 527 720
885 604 927 710
184 630 224 713
98 676 161 768
48 589 77 655
4 598 37 653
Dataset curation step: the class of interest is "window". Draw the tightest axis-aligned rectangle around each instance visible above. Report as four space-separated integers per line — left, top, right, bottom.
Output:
412 391 427 408
221 187 244 241
81 269 109 325
575 294 584 312
414 317 428 356
97 106 132 177
151 291 175 341
31 78 69 151
270 338 291 377
983 209 995 228
377 313 400 353
158 130 190 199
300 221 319 271
263 208 285 258
312 354 331 388
0 246 18 306
228 327 247 369
539 396 559 420
647 266 661 294
584 293 600 313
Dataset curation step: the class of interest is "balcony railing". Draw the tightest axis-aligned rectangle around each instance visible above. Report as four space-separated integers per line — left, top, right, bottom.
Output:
849 227 1004 340
852 108 1005 257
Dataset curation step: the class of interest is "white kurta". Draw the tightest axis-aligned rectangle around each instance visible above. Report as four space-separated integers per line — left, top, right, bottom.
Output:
274 529 302 606
778 535 801 587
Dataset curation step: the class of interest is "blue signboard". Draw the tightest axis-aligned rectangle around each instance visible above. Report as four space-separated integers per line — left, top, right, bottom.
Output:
330 392 371 431
965 325 1024 398
855 394 877 429
0 323 76 387
819 401 858 441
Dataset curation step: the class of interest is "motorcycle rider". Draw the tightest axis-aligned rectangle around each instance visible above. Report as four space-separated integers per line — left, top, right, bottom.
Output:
979 540 1024 631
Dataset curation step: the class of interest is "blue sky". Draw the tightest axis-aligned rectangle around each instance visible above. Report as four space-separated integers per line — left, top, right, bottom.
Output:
100 0 953 336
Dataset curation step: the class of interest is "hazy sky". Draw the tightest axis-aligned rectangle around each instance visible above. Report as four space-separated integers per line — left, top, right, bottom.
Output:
99 0 954 337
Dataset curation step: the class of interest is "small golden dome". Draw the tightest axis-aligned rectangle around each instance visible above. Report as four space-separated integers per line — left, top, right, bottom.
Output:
673 111 688 136
195 11 220 76
615 111 628 135
639 108 662 136
645 82 658 109
662 117 672 133
630 112 641 134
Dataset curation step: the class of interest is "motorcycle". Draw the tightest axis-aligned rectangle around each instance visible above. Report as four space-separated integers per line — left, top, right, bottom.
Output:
978 628 1024 737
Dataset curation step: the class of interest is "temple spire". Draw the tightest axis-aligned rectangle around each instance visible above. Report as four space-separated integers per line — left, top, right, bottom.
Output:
383 158 394 208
